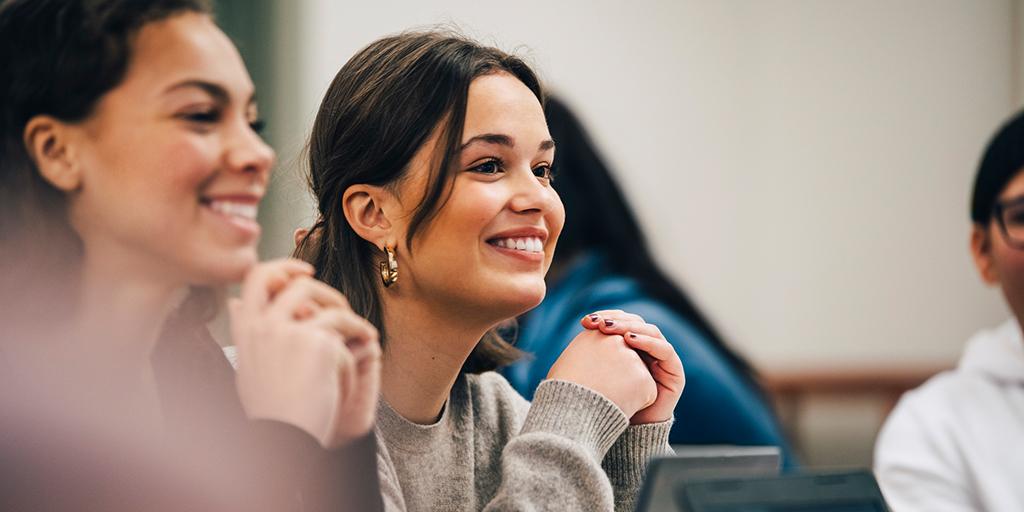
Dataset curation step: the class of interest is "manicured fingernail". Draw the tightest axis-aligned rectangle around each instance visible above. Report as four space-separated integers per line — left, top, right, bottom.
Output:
604 320 614 327
589 315 599 322
629 333 637 339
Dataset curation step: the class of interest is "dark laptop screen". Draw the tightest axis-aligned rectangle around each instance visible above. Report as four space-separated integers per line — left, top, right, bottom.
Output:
680 471 889 512
703 503 885 512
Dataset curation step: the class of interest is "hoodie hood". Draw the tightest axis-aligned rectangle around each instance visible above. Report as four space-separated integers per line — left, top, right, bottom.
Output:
959 318 1024 384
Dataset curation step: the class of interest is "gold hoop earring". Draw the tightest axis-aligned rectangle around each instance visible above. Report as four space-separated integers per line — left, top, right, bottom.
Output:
379 246 398 287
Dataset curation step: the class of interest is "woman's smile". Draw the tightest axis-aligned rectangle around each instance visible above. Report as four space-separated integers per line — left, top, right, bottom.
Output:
484 227 548 264
199 194 262 241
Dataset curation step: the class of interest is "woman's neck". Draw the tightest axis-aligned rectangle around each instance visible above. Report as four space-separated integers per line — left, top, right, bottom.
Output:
379 294 495 424
76 253 186 359
68 250 188 424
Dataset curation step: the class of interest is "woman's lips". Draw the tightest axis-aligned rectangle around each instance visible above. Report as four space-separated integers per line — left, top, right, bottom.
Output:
200 198 261 239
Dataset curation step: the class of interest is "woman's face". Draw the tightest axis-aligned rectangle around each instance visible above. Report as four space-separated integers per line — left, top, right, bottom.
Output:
65 12 273 286
391 72 564 321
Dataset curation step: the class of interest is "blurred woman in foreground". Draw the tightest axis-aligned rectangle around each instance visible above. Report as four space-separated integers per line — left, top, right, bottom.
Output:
0 1 381 509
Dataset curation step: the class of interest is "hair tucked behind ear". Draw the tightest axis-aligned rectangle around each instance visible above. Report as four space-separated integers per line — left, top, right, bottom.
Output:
295 30 544 374
0 0 212 340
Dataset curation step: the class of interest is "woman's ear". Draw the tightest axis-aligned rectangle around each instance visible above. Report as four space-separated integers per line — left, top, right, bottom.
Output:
343 184 395 248
23 115 82 192
294 227 310 248
971 223 1000 285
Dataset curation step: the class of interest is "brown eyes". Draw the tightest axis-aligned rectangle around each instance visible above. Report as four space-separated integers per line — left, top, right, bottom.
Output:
471 159 502 175
532 165 554 181
469 158 554 182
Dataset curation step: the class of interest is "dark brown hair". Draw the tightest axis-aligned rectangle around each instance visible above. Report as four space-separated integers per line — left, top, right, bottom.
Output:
0 0 214 336
296 31 544 373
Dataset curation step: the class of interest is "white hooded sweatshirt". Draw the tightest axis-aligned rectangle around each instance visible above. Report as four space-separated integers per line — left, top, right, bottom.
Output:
874 319 1024 511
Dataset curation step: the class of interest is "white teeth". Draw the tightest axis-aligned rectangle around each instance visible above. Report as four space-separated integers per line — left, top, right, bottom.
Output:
493 236 543 253
208 200 258 220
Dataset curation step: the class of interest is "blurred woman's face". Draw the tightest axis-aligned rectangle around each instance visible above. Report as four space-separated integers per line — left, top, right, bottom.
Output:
390 72 564 322
65 12 274 285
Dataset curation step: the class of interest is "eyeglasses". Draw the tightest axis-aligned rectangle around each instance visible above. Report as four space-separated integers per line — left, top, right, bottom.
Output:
992 197 1024 249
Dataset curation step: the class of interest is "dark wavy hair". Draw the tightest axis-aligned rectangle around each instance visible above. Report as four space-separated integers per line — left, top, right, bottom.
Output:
0 0 213 336
296 31 543 373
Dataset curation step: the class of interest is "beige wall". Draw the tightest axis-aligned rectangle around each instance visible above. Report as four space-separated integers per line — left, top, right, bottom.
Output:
260 0 1017 374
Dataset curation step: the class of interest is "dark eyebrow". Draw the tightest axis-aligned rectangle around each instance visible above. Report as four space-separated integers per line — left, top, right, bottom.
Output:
164 79 256 106
460 133 513 151
460 133 556 152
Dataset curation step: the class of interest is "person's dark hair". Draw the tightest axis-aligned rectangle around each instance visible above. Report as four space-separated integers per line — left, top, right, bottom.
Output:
296 31 542 374
540 96 757 379
0 0 213 333
971 109 1024 225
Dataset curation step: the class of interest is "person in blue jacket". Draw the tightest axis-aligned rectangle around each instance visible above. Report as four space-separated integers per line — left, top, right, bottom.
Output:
503 96 796 468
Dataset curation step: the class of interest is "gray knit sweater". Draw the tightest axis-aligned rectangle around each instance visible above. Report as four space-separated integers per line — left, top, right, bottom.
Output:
375 372 672 511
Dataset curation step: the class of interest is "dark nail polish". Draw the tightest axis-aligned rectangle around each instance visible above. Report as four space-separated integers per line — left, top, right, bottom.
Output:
604 320 614 327
629 333 637 339
589 315 599 322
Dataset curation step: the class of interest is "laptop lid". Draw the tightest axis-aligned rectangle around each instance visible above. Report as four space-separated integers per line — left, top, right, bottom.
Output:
677 470 889 512
635 445 782 512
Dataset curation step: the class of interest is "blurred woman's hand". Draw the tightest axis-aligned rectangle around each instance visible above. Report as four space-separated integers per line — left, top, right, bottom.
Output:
229 258 381 449
581 310 684 425
546 326 657 419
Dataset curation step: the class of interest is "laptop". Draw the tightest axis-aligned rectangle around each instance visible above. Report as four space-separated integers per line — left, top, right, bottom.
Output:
676 470 889 512
635 446 782 512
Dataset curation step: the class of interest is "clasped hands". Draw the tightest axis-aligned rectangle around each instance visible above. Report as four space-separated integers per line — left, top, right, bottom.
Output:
230 258 381 449
548 310 685 425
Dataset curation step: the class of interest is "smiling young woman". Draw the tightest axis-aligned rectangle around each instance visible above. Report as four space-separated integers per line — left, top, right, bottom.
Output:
0 1 381 510
295 31 685 511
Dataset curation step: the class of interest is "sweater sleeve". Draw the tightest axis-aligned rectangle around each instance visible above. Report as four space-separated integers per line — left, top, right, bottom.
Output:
483 379 630 511
602 420 673 511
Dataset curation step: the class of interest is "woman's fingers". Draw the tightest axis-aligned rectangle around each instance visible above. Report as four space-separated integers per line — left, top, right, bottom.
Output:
336 342 357 419
580 311 664 340
623 332 676 363
239 258 314 317
624 333 683 375
269 276 347 319
305 308 380 362
580 310 639 328
345 332 382 365
650 361 685 393
602 319 663 339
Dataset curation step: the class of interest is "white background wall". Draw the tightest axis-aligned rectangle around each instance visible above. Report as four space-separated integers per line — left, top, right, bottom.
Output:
260 0 1019 372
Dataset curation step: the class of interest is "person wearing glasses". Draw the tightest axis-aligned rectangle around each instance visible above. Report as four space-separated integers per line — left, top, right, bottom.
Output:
874 110 1024 511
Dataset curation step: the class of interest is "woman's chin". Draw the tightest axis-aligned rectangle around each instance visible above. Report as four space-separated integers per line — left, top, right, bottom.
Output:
189 250 258 286
495 284 547 317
